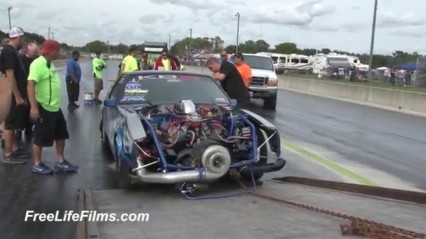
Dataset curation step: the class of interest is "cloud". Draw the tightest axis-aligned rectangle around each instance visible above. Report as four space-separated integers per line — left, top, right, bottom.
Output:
352 5 361 11
148 0 220 10
389 27 426 38
378 11 425 28
247 0 334 27
139 14 173 24
314 25 340 32
340 22 367 32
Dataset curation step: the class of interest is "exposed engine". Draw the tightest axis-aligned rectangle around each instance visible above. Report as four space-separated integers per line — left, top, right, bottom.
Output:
135 100 255 177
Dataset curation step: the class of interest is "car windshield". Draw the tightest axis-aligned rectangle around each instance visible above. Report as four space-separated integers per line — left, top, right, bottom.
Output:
243 55 274 71
113 73 231 105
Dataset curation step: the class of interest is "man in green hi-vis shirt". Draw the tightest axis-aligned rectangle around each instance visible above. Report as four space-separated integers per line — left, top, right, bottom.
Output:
92 50 107 104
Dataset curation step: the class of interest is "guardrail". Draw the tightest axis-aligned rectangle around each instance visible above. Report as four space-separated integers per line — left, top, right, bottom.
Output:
185 65 426 115
279 76 426 115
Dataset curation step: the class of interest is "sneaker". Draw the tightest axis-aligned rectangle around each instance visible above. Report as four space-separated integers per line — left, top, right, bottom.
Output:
2 156 28 164
32 163 53 174
8 148 31 158
54 159 78 173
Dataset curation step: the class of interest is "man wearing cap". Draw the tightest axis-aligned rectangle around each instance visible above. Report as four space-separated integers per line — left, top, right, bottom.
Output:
66 50 81 108
92 50 107 104
0 27 31 164
27 39 78 174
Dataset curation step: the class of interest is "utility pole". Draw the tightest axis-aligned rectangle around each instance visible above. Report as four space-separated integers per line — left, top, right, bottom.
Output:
50 32 55 40
367 0 378 81
8 6 13 29
168 34 171 51
48 27 51 39
235 12 240 54
188 28 193 56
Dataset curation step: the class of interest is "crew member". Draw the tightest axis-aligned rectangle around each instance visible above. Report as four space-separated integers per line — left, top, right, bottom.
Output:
65 50 81 108
0 27 31 164
153 49 178 71
220 50 229 62
121 46 138 73
92 50 107 104
234 53 252 88
28 40 78 174
207 57 250 107
19 42 39 138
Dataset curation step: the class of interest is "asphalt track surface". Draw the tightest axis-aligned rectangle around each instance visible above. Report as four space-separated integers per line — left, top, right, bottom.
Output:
0 60 425 239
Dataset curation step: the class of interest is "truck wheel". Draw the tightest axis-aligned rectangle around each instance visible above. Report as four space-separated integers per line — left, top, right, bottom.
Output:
263 94 277 110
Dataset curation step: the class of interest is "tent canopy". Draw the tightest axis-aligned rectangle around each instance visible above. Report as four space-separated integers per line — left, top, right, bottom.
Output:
397 61 416 71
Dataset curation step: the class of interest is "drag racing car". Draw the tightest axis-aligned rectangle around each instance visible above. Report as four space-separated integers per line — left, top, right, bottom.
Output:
100 71 285 190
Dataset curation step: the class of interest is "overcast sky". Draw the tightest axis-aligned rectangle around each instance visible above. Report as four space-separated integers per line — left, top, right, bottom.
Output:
1 0 425 54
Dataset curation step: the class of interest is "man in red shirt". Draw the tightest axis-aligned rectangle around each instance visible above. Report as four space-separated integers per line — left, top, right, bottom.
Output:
153 49 178 71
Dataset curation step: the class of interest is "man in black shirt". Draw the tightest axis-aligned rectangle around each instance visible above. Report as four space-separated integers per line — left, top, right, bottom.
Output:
0 27 31 164
18 43 39 137
207 57 250 107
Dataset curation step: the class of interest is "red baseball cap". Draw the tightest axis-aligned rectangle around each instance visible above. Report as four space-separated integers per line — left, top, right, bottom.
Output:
41 40 60 55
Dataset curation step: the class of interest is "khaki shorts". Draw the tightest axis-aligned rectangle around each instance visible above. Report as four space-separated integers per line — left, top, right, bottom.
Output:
94 78 103 91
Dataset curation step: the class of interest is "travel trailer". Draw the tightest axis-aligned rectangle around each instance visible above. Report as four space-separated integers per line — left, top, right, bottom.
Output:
310 53 369 74
256 52 311 71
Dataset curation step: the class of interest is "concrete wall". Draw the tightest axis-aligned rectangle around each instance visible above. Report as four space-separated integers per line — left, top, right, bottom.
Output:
280 76 426 114
185 65 426 114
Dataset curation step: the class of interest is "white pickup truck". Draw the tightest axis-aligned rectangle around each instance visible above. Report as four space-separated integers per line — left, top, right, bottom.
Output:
243 54 278 110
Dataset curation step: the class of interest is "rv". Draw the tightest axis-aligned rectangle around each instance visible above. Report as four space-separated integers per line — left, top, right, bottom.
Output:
310 53 369 74
256 52 311 73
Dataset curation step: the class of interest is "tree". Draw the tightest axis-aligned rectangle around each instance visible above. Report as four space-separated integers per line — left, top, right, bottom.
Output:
240 40 258 53
321 48 331 54
213 36 224 52
111 43 129 54
275 42 297 54
255 40 269 52
170 37 213 55
224 45 236 53
84 40 108 53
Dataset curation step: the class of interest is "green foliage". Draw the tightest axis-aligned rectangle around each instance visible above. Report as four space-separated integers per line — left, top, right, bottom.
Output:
0 29 422 68
170 37 214 55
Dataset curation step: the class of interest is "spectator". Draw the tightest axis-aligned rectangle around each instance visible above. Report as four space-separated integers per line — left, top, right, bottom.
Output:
207 57 250 107
18 42 40 138
0 27 31 164
27 40 78 174
140 51 153 70
234 53 252 88
121 46 139 73
153 49 178 71
65 50 81 109
92 50 107 104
